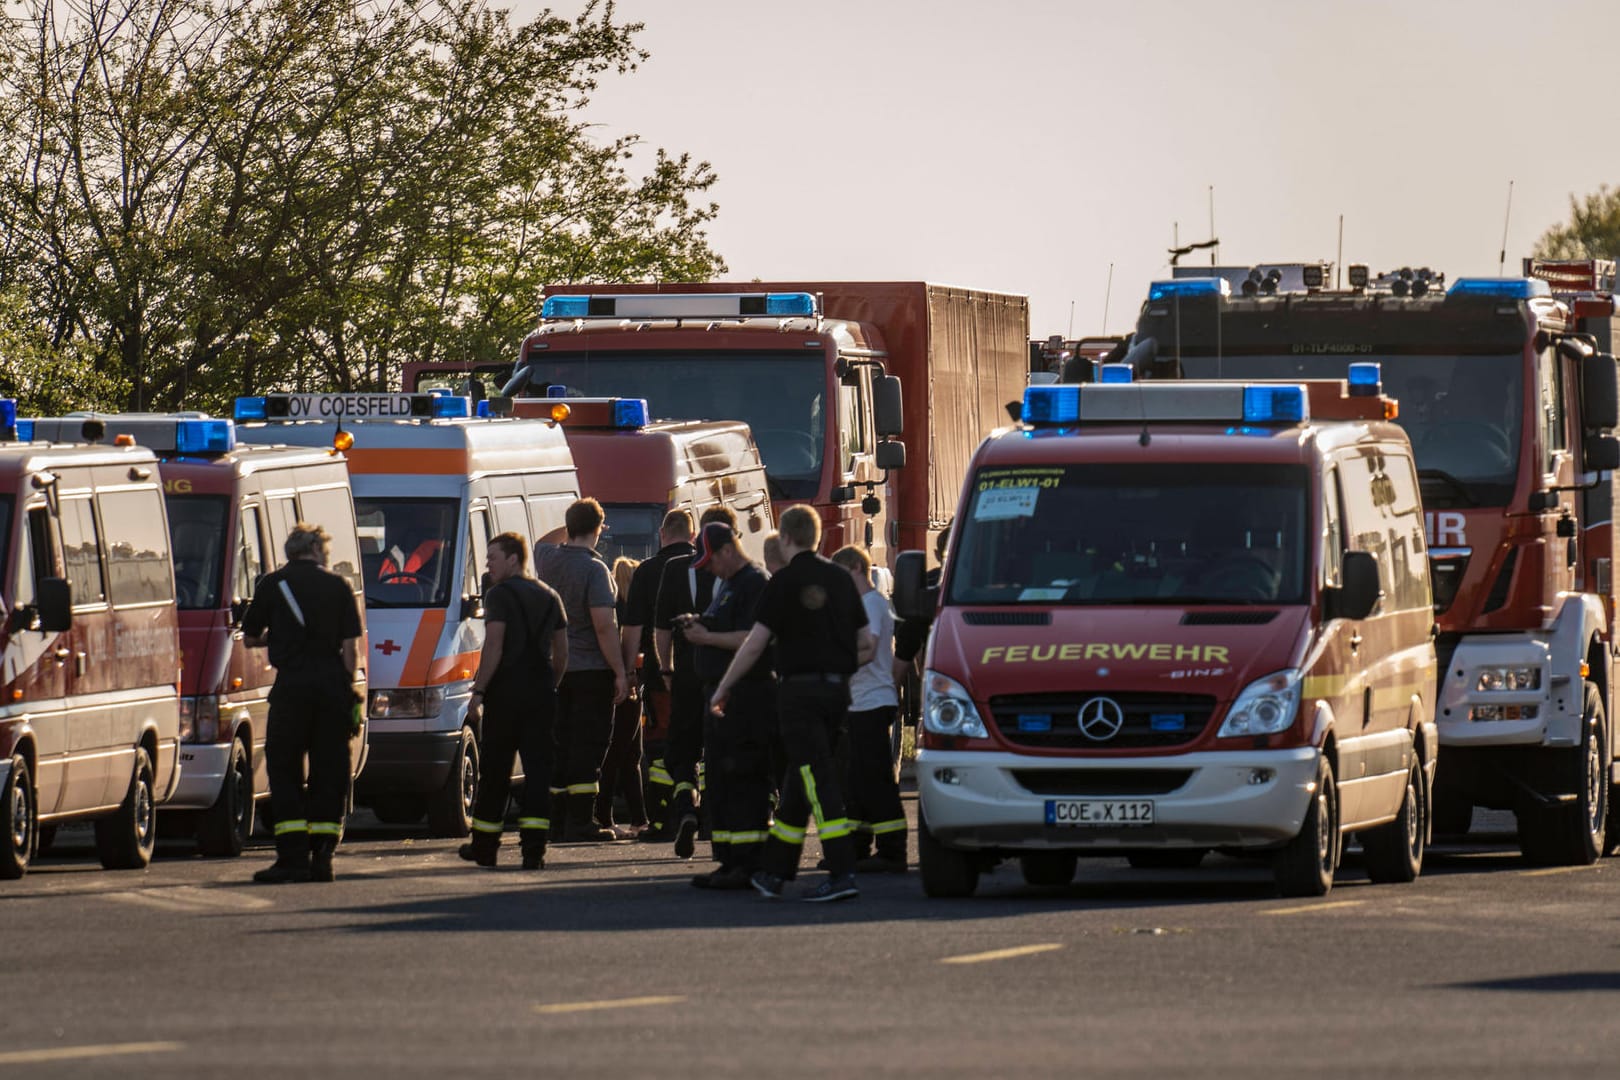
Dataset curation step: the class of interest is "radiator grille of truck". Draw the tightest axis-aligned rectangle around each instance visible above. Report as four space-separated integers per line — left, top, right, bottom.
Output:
1011 768 1194 796
987 692 1218 749
1180 610 1278 626
961 611 1052 626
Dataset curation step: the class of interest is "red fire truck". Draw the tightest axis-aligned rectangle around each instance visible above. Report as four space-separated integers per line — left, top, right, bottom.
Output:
1126 260 1620 864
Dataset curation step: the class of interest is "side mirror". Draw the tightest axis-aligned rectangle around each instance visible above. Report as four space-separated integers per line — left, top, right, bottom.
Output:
37 576 71 633
230 597 249 626
461 595 484 622
875 440 906 471
1327 551 1380 621
893 550 936 623
1580 352 1618 431
1584 434 1620 471
873 375 904 438
6 606 36 634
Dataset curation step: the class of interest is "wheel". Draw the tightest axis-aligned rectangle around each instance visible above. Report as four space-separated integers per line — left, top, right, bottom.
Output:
95 747 156 870
196 738 254 857
1361 757 1427 884
918 810 979 898
1273 754 1339 897
1126 848 1206 870
1518 681 1607 866
0 755 35 879
425 726 478 838
370 796 428 826
1018 851 1078 886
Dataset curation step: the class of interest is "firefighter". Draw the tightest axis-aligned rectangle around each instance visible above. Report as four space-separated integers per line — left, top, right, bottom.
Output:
682 521 775 889
461 532 567 869
242 523 364 884
711 506 875 902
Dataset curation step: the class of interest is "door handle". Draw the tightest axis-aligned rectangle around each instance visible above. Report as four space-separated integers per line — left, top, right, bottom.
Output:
52 647 71 662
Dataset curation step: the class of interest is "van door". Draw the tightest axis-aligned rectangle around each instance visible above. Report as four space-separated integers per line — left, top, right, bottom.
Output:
56 491 114 810
12 503 67 815
264 495 300 571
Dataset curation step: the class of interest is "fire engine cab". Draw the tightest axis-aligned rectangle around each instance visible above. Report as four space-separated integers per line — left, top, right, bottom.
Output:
895 371 1437 898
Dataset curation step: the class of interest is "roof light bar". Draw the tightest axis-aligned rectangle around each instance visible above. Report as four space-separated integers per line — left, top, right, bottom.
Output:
1447 277 1551 300
235 396 268 421
1021 385 1080 425
1242 386 1308 424
1347 362 1382 397
174 418 236 454
1098 364 1133 384
541 292 820 321
1148 278 1230 301
1021 382 1313 428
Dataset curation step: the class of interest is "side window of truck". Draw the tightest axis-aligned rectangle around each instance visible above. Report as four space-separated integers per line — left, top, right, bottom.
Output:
236 506 265 602
1322 467 1343 588
59 496 106 608
1538 345 1566 471
839 381 867 470
299 486 363 592
99 488 174 606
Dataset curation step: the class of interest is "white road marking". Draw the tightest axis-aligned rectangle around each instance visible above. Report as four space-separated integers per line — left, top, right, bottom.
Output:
1261 899 1365 916
535 995 687 1015
940 943 1064 965
0 1040 181 1065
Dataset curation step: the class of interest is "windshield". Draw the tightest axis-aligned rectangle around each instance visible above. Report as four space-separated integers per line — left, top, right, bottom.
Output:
598 503 666 565
165 495 229 610
1174 353 1522 506
950 463 1309 606
519 350 827 499
354 497 461 608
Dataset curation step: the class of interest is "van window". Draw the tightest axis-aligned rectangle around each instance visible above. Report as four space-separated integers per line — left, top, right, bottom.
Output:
493 497 528 539
60 496 105 607
236 506 265 604
16 505 55 610
265 496 300 570
466 508 490 602
527 493 573 543
1340 450 1429 613
166 495 230 609
101 489 173 606
354 496 459 608
299 486 363 593
1383 452 1431 612
1321 468 1343 588
598 502 665 563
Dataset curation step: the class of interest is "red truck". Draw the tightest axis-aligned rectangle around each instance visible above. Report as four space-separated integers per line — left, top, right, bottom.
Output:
403 282 1030 565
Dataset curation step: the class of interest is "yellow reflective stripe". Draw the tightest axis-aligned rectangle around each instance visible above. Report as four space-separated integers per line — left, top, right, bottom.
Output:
548 786 567 795
673 782 695 795
818 818 855 841
848 819 869 832
274 819 308 836
471 818 504 834
711 830 733 844
770 821 807 844
800 765 829 826
648 767 674 785
565 783 598 795
729 830 768 844
518 817 550 830
308 821 342 836
870 819 907 835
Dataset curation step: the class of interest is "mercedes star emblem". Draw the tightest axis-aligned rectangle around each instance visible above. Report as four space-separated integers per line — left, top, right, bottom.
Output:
1077 696 1125 741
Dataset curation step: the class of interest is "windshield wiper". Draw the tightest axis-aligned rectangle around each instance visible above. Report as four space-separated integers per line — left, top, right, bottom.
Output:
1417 468 1478 508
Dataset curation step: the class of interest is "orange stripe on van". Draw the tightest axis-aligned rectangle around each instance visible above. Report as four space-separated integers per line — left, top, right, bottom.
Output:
427 650 482 686
344 449 470 475
399 610 447 686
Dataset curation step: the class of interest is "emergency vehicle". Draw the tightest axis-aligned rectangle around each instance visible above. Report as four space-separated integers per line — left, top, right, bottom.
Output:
1131 262 1620 864
895 372 1437 897
28 414 369 856
234 392 579 836
0 405 182 878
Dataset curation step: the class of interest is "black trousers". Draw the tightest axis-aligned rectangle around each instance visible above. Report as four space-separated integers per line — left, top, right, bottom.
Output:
664 668 706 822
841 705 906 859
552 669 616 828
702 679 777 871
470 678 553 853
265 671 353 862
594 694 646 828
763 680 856 880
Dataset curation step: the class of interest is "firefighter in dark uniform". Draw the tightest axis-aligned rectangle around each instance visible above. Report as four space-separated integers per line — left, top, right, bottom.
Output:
242 523 364 884
711 506 875 903
681 522 775 889
654 505 738 858
461 532 568 870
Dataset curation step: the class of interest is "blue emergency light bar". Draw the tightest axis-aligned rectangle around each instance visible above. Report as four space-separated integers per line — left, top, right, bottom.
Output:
763 292 816 316
0 398 16 440
430 395 470 419
1021 382 1310 427
15 419 33 441
1099 364 1133 384
1148 278 1230 301
1447 277 1551 300
174 418 235 454
234 396 268 421
614 398 650 428
1242 386 1307 423
543 291 819 321
1021 385 1080 425
1347 362 1381 397
542 295 592 318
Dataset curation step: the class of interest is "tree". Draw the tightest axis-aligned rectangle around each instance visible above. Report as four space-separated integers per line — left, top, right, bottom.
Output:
1533 184 1620 261
0 0 725 412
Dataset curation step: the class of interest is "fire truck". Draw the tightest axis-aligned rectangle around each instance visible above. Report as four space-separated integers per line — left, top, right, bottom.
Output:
1124 258 1620 864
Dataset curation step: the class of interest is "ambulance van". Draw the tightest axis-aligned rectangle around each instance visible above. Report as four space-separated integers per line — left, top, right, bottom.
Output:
29 413 370 856
235 392 579 836
1 406 182 878
895 368 1438 897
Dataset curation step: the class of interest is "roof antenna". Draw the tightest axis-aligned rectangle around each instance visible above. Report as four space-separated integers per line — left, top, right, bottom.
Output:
1067 299 1075 340
1498 180 1515 276
1101 263 1114 334
1336 215 1345 290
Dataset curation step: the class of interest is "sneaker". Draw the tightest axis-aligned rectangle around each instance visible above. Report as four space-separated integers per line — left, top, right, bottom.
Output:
521 850 545 871
457 843 498 868
673 814 699 860
252 862 312 884
707 865 754 891
801 876 859 903
750 870 786 899
855 854 908 874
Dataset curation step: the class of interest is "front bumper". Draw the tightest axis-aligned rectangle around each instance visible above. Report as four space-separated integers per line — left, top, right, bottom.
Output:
354 730 462 797
1437 633 1572 748
164 742 233 809
917 747 1320 851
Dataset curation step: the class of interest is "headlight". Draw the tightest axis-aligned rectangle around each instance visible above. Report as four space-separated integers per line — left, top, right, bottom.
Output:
922 670 988 739
178 695 220 743
1217 670 1301 738
369 686 447 719
1476 666 1541 692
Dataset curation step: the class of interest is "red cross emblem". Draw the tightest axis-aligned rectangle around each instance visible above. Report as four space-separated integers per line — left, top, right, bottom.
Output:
376 639 402 656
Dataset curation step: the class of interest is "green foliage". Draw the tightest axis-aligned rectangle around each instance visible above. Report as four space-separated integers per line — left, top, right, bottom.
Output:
0 0 725 412
1533 185 1620 261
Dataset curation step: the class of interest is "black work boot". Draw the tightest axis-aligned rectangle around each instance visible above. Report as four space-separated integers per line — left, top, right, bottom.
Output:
561 793 613 842
520 841 547 871
458 831 499 868
253 833 312 884
309 835 338 882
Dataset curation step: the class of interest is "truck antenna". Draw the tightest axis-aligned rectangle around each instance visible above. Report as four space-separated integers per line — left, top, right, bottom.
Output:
1102 263 1114 334
1209 186 1217 266
1498 180 1515 275
1336 214 1345 290
1067 299 1075 339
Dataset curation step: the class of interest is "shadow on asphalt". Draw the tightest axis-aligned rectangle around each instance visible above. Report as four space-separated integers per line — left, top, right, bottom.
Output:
1442 972 1620 992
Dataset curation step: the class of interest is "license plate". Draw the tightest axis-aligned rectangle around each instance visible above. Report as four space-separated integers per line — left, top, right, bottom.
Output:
1045 799 1155 826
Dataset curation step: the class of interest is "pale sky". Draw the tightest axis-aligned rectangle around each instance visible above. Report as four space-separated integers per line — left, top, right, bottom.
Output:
513 0 1620 336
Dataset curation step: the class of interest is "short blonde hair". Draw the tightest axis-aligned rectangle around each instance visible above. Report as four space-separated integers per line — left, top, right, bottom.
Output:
778 505 820 552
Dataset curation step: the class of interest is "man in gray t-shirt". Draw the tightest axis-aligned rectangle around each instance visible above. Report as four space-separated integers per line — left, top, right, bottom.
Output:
537 498 629 842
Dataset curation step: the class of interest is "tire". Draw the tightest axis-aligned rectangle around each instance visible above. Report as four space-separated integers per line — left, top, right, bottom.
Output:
196 738 254 857
1273 754 1339 897
1361 758 1427 884
0 755 35 879
1019 851 1078 886
918 811 979 898
1518 681 1607 866
370 796 428 826
95 747 156 870
1126 849 1207 870
426 726 478 838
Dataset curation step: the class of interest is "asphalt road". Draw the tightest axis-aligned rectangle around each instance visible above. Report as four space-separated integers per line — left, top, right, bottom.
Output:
5 798 1619 1079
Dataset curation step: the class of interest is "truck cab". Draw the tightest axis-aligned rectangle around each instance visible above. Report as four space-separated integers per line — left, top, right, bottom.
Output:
895 373 1437 898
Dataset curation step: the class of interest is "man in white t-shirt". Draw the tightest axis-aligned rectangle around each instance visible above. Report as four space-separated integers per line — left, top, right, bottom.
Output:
830 546 907 873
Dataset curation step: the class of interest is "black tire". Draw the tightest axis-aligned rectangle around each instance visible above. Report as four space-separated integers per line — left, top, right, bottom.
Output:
1273 755 1339 897
0 755 34 879
370 796 428 826
95 747 156 870
1019 851 1078 886
1361 758 1427 884
426 726 478 838
196 738 254 857
1126 848 1206 870
1518 682 1607 866
918 810 979 898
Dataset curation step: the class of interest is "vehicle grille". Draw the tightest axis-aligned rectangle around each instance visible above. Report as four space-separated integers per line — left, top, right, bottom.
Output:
988 691 1218 749
1180 610 1278 626
961 611 1052 626
1011 768 1193 796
